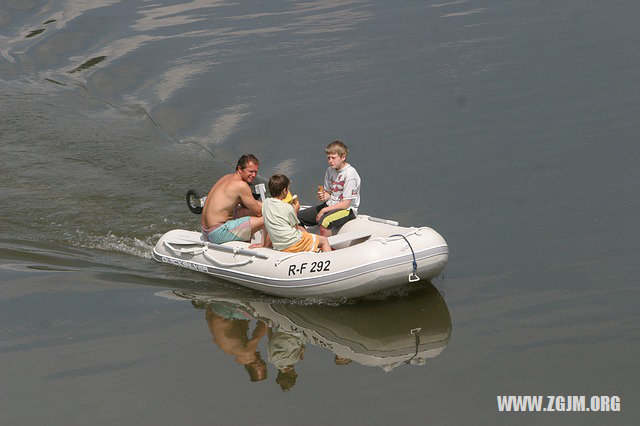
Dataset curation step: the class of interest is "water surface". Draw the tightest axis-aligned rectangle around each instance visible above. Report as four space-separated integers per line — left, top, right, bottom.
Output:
1 0 639 424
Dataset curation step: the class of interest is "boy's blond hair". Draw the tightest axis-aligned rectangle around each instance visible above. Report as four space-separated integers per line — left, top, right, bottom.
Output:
325 140 348 158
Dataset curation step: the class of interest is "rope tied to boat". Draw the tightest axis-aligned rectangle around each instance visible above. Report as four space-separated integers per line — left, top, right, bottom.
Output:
390 233 420 282
405 327 422 364
202 248 255 267
164 242 205 255
274 251 309 267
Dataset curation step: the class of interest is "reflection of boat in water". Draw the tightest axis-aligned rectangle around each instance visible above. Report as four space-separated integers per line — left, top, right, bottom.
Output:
161 283 451 371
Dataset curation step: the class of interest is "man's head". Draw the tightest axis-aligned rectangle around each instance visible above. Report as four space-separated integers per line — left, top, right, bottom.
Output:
268 174 290 199
236 154 259 183
326 140 348 170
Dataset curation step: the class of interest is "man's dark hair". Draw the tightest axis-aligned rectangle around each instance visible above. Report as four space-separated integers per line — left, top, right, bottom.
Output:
268 174 290 197
236 154 259 171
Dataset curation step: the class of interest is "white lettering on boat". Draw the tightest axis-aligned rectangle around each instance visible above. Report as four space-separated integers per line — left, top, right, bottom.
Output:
162 256 208 273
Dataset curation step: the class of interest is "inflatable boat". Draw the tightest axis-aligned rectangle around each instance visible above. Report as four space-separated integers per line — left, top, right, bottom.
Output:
152 186 449 298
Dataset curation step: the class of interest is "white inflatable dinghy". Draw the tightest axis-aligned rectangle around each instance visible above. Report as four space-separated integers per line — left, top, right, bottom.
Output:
153 186 449 298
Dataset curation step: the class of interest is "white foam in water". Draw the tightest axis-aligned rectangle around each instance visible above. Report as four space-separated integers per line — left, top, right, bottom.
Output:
70 231 158 259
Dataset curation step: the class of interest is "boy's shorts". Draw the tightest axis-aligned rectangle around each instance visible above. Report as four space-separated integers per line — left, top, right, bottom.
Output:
298 203 356 229
202 217 252 244
282 232 320 253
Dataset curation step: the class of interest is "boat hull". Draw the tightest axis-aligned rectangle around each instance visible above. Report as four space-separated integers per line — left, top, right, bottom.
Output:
152 216 449 298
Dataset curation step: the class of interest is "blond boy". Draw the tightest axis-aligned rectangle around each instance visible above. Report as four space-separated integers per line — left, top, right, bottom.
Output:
298 141 361 236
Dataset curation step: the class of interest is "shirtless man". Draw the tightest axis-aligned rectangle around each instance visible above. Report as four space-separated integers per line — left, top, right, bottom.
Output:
205 307 268 382
201 154 267 247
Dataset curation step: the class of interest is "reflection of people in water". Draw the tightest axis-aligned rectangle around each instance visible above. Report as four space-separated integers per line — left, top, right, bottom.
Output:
334 355 352 365
267 329 305 391
205 306 268 382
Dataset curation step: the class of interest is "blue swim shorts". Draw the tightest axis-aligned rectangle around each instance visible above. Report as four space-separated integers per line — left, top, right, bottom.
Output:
202 217 252 244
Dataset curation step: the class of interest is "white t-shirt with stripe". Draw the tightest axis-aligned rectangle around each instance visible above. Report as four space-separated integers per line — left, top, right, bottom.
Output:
324 164 361 214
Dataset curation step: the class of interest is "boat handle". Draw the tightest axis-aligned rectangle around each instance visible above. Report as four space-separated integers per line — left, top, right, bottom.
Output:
367 215 399 226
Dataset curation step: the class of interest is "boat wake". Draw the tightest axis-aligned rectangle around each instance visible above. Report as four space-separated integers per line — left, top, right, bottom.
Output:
68 231 161 260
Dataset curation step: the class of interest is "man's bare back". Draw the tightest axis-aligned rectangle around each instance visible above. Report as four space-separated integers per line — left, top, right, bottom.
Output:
202 173 254 227
200 156 268 247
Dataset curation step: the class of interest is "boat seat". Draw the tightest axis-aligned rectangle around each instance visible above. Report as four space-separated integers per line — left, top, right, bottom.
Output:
327 231 372 249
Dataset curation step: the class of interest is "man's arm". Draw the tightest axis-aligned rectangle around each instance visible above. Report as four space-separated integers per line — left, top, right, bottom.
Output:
237 182 263 217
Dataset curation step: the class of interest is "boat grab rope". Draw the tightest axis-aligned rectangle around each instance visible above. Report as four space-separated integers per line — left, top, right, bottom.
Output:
389 233 420 282
164 242 255 267
202 248 255 267
164 242 205 255
373 226 425 241
164 239 268 258
274 227 428 271
405 327 422 364
274 251 309 267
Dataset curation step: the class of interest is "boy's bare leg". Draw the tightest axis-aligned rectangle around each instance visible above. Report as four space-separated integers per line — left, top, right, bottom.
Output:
248 216 271 248
318 235 332 252
318 225 332 237
262 231 272 248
